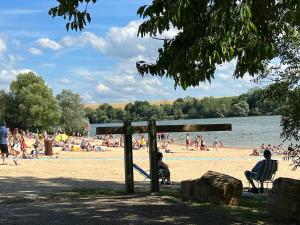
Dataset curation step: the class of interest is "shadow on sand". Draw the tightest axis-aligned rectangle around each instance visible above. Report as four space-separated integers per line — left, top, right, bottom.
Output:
0 176 243 225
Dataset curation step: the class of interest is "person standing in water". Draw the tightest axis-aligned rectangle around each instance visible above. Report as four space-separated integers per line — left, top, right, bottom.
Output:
213 136 218 150
186 133 190 150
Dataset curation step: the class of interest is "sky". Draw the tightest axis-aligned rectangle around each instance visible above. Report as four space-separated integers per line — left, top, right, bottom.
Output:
0 0 263 103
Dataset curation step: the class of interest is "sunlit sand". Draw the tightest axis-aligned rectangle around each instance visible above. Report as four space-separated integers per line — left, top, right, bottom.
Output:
1 137 298 194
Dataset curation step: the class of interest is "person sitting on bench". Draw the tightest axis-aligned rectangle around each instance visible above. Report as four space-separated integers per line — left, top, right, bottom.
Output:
157 152 172 185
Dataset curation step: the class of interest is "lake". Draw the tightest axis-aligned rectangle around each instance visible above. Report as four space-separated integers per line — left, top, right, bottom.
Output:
90 115 285 148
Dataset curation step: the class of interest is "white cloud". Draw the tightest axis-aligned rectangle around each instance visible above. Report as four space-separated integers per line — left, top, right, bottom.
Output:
0 9 43 15
47 20 177 60
105 74 136 86
8 54 23 62
0 68 33 90
39 63 56 68
57 78 71 84
96 83 111 93
28 47 43 55
82 92 93 101
61 32 106 52
73 68 104 81
36 38 62 51
141 78 162 86
82 32 106 51
104 20 160 58
0 38 6 52
60 36 77 47
218 73 231 80
102 20 178 58
194 82 216 91
217 60 236 72
12 40 21 49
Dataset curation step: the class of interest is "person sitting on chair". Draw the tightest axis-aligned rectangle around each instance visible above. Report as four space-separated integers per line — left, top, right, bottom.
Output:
157 152 172 185
244 149 272 194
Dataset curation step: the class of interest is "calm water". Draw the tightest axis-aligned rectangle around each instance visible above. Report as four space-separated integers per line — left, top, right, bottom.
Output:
90 115 284 148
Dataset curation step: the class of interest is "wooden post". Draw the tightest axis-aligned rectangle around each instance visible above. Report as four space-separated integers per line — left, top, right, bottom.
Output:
148 120 159 192
124 120 134 193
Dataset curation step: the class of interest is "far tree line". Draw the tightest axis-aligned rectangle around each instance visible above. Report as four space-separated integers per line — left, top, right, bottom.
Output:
85 89 279 124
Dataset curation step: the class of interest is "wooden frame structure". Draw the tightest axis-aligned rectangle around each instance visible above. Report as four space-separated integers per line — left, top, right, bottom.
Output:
96 120 232 193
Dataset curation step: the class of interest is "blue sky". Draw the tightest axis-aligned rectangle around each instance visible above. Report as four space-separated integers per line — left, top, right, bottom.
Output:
0 0 262 103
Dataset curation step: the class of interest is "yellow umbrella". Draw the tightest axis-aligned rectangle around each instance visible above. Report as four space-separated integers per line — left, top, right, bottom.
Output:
55 133 68 142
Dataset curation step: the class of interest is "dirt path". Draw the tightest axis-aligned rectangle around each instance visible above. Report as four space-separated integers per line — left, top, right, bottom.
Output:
0 193 243 225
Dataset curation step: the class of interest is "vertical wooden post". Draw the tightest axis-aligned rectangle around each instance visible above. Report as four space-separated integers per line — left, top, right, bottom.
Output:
148 119 159 192
124 120 134 193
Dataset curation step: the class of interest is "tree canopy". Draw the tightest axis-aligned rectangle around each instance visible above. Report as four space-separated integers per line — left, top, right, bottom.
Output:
137 0 299 87
1 73 89 134
57 89 87 134
5 72 61 130
49 0 300 88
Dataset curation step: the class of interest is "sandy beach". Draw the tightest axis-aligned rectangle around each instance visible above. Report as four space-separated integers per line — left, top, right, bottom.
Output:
0 137 299 194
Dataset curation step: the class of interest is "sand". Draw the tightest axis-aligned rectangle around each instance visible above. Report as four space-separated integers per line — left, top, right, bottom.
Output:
0 137 299 194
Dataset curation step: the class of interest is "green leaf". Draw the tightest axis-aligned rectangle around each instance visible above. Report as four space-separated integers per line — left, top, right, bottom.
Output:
66 23 70 31
86 13 91 23
137 5 147 16
249 22 257 32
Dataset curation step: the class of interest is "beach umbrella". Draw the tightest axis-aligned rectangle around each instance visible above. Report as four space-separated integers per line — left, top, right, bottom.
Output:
55 133 68 142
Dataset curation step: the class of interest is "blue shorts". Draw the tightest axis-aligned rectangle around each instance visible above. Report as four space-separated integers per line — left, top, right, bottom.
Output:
0 144 9 155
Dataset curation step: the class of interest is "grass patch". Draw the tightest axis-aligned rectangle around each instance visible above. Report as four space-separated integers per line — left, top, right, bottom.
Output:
154 188 269 223
195 196 268 224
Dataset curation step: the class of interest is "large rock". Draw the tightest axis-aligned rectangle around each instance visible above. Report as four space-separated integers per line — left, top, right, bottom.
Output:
180 171 243 205
268 177 300 222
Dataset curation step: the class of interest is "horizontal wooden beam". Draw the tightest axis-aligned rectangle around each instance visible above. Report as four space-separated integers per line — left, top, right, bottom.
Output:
156 124 232 133
96 127 124 134
96 124 232 135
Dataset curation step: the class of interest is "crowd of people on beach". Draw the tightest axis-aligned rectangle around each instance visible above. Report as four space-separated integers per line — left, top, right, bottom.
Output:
184 133 224 151
0 122 95 164
250 143 286 156
1 121 228 165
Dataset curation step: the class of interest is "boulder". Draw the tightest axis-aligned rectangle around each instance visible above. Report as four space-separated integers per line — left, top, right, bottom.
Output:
268 177 300 222
180 171 243 205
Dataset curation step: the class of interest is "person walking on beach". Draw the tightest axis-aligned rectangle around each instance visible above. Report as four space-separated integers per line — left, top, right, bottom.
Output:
11 128 22 165
0 122 9 165
186 133 190 150
213 136 218 150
